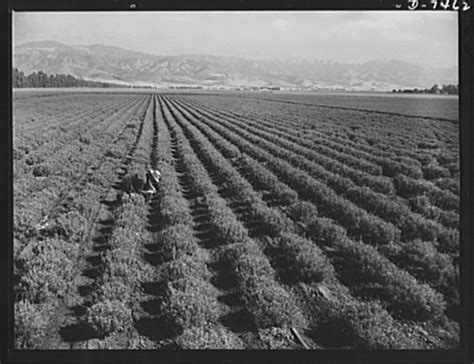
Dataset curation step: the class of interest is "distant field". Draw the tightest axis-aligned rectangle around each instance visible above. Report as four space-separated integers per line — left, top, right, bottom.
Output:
237 92 459 121
13 89 460 121
13 90 460 350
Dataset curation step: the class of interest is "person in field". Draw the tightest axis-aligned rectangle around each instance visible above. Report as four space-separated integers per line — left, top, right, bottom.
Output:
122 167 161 202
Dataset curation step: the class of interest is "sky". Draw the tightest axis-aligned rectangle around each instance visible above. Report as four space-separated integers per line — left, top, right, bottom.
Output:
13 11 458 67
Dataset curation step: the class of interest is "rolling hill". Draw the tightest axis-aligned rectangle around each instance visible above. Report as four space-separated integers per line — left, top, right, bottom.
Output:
13 41 457 91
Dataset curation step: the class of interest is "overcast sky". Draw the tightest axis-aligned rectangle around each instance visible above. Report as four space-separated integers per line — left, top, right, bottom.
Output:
13 11 458 67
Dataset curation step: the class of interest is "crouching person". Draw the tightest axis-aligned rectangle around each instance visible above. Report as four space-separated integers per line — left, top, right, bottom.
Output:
142 170 158 202
120 167 161 203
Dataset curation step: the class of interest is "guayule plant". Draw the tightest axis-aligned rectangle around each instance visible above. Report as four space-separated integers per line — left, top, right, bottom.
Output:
86 299 132 337
160 278 221 332
18 238 78 302
156 224 197 261
158 255 212 283
241 275 307 329
278 232 335 283
176 324 245 349
15 300 50 349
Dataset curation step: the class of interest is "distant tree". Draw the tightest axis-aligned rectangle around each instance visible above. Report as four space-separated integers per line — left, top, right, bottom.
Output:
441 84 458 95
12 67 128 89
429 84 440 94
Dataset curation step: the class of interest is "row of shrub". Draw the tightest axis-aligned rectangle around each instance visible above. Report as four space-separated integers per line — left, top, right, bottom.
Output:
154 97 245 348
16 95 145 176
176 101 401 246
434 176 460 196
174 96 457 347
180 97 426 180
85 194 152 337
16 93 134 140
170 96 452 322
284 202 448 322
196 116 449 246
161 97 309 331
179 98 398 195
190 104 455 246
173 100 298 206
72 97 154 339
394 173 459 212
14 95 152 348
14 183 99 348
14 95 149 237
198 101 397 192
196 99 459 255
167 98 335 285
249 103 438 181
187 95 458 195
344 186 458 248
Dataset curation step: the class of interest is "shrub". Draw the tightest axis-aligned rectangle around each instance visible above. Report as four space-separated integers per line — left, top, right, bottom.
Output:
445 162 459 176
334 239 446 321
437 152 457 165
257 327 299 349
158 255 211 282
175 324 245 349
380 160 423 179
52 210 89 243
399 215 440 242
98 279 132 302
434 178 459 195
430 189 459 211
313 299 422 349
423 165 451 180
160 279 221 332
394 174 429 198
417 153 435 166
108 226 143 250
156 224 197 261
219 240 262 266
19 238 77 302
403 241 458 289
102 248 145 287
159 194 193 226
408 196 440 221
210 208 248 244
437 228 459 254
86 299 132 337
251 201 291 235
307 217 347 246
288 201 319 227
438 211 459 229
15 300 50 349
241 275 307 329
278 232 334 283
358 214 400 245
233 253 276 287
364 175 395 195
115 194 149 226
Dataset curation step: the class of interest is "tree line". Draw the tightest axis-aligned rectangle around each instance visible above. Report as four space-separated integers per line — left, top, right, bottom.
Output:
12 68 129 88
392 84 458 95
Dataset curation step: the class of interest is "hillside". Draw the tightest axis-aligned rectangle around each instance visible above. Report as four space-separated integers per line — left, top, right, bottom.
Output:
13 41 457 91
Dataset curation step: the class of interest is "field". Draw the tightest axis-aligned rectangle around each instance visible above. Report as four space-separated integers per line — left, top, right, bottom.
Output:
13 90 460 350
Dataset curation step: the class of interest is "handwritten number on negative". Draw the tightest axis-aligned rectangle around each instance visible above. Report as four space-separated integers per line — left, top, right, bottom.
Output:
408 0 419 9
404 0 470 9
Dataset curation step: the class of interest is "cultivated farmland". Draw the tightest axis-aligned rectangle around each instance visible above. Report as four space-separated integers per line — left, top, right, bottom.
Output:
13 90 460 350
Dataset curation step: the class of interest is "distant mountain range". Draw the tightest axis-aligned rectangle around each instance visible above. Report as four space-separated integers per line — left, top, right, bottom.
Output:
13 40 458 91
